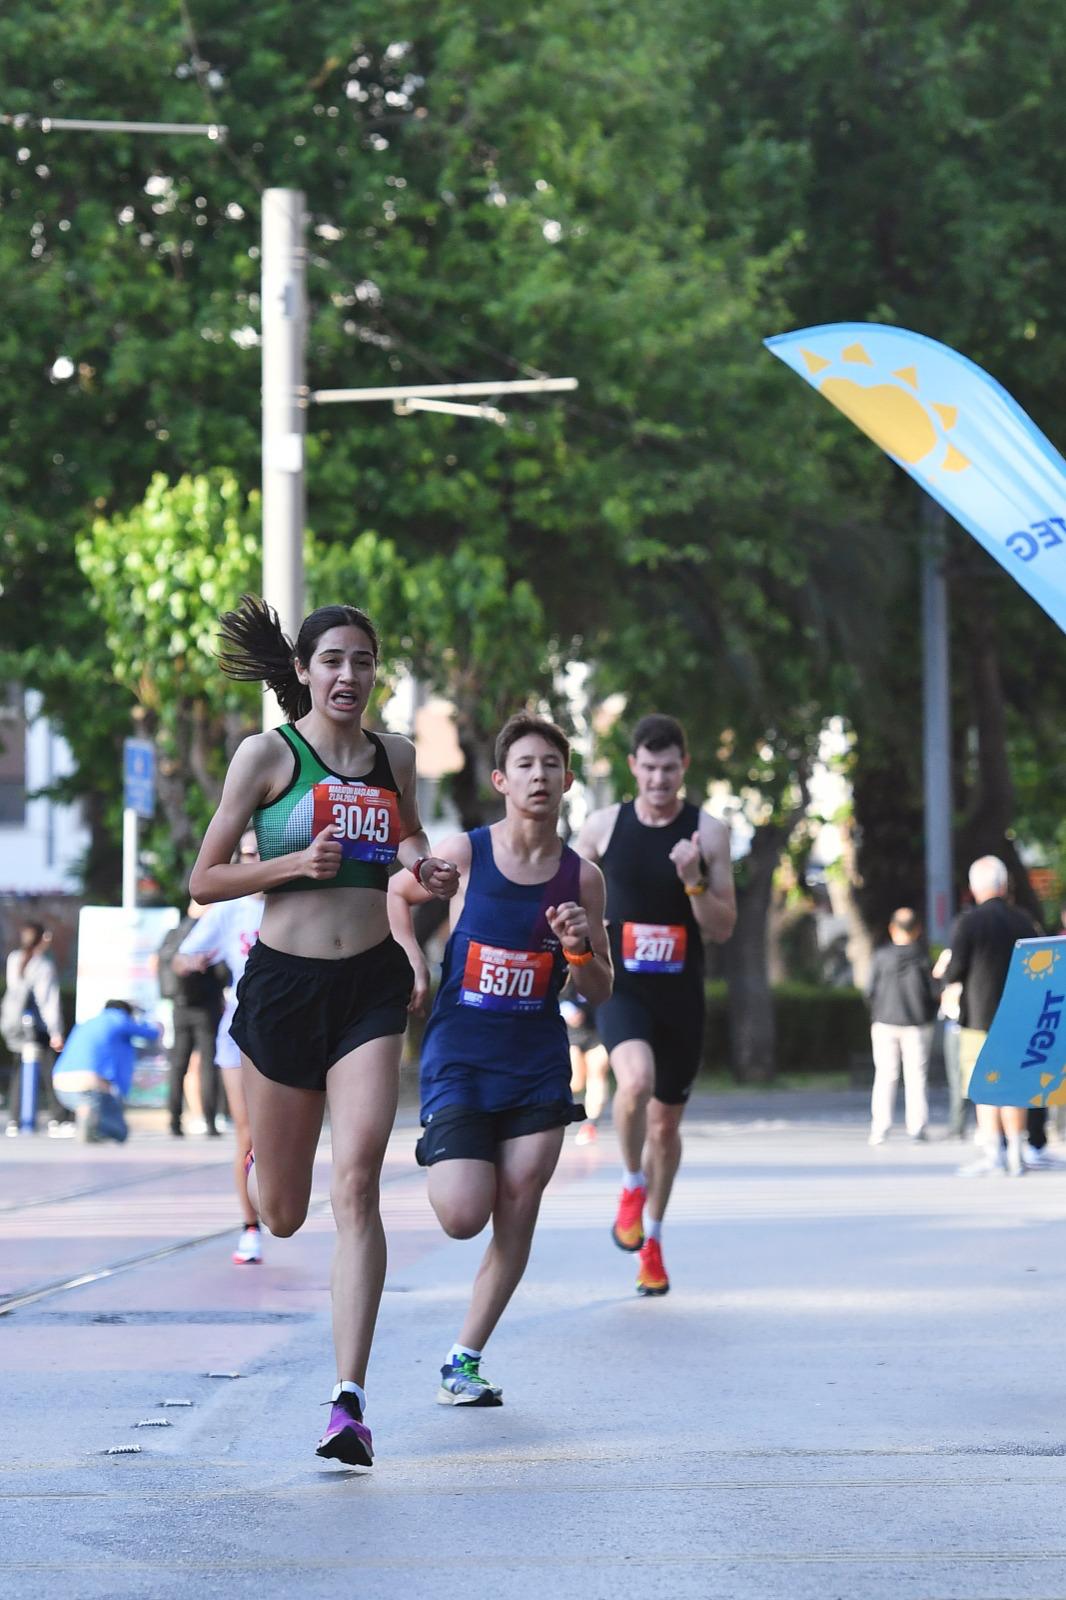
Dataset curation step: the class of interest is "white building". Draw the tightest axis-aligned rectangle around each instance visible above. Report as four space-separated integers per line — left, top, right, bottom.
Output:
0 690 89 895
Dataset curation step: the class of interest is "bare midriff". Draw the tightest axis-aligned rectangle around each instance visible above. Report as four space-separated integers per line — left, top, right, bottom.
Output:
259 884 391 959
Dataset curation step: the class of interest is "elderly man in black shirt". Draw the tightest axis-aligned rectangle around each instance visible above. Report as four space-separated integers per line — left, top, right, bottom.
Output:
943 856 1039 1177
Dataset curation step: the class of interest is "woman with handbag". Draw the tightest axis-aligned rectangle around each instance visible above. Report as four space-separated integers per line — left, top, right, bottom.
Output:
1 921 65 1135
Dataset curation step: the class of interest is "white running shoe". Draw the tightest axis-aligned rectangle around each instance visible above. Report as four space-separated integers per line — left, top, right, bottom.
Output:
575 1122 598 1146
868 1130 888 1146
232 1226 262 1265
1005 1143 1026 1178
957 1152 1005 1178
1023 1143 1059 1169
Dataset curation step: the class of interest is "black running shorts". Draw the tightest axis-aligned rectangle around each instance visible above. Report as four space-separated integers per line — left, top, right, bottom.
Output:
415 1099 584 1166
594 983 705 1105
230 937 413 1091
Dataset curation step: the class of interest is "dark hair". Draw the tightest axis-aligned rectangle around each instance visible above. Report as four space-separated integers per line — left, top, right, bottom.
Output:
17 921 47 976
103 999 134 1014
494 713 570 771
890 908 921 935
631 713 687 757
217 594 379 722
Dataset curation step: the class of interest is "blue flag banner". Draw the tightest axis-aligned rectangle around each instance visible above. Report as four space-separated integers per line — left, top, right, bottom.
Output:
969 936 1066 1107
765 323 1066 635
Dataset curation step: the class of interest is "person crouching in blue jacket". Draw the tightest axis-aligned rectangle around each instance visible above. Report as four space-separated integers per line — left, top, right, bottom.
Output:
52 1001 161 1143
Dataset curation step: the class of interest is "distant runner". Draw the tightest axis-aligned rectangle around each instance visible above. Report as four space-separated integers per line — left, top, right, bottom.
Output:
390 714 612 1406
174 832 264 1265
576 714 735 1295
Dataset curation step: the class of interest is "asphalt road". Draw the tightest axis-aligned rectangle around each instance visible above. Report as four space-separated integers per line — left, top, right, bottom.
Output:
4 1089 1066 1599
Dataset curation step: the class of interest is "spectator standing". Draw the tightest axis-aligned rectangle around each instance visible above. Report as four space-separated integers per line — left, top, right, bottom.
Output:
52 1000 161 1142
159 903 225 1138
866 908 939 1144
1 920 66 1135
944 857 1039 1177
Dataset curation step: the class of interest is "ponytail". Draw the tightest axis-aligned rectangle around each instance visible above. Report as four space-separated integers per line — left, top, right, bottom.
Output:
218 595 309 722
217 594 380 724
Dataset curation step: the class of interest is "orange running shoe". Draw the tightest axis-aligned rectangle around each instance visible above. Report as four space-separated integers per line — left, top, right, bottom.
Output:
611 1184 646 1252
636 1237 669 1296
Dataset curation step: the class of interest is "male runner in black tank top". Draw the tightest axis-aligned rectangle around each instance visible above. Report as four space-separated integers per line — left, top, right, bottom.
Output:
576 714 735 1295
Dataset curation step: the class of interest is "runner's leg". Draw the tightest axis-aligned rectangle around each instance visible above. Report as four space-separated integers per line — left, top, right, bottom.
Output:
324 1034 402 1388
583 1043 610 1123
457 1126 565 1351
223 1067 257 1225
241 1054 324 1236
610 1040 655 1171
644 1097 684 1225
427 1159 497 1239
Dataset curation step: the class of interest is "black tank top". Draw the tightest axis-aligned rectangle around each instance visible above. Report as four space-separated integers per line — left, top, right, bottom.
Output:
600 799 704 982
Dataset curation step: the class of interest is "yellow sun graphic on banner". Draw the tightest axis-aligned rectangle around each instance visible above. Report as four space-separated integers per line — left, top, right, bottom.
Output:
1022 947 1060 981
800 343 971 475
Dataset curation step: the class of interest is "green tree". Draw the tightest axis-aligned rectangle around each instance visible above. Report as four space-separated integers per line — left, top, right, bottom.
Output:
76 471 261 894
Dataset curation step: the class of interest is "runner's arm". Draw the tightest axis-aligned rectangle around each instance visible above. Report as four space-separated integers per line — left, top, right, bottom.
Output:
573 806 616 866
688 814 736 944
387 736 460 899
546 859 613 1008
189 735 343 902
174 907 223 975
388 833 471 1014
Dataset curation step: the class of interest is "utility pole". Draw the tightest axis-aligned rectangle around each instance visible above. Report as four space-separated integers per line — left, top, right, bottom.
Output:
921 498 954 946
259 189 578 730
260 189 307 726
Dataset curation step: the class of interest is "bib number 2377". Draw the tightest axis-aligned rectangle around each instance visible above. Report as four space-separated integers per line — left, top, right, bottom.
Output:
460 943 553 1013
312 783 399 864
621 922 687 974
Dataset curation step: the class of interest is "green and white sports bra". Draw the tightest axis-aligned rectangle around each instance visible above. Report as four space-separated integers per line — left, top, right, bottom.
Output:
254 723 403 894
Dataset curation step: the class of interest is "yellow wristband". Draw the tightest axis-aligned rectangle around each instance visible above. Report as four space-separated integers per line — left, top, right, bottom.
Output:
684 881 707 897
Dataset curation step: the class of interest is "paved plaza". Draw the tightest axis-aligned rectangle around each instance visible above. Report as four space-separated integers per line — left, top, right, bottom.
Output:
4 1089 1066 1599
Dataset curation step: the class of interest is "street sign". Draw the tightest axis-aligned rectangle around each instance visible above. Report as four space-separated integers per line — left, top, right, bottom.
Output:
123 738 156 819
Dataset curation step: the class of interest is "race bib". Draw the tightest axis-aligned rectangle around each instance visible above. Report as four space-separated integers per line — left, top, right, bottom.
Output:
312 782 400 864
460 942 554 1013
621 922 687 974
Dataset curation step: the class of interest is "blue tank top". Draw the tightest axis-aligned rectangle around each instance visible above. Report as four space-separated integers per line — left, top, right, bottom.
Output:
419 827 581 1118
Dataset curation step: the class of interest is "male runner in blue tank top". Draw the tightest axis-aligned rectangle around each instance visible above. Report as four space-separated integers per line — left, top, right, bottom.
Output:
576 714 735 1296
389 714 612 1406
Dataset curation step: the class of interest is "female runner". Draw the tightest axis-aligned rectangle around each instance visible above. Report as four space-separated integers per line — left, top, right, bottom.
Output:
189 595 458 1467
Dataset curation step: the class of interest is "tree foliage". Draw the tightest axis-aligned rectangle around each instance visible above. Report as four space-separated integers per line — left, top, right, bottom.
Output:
3 0 1064 1069
76 472 261 892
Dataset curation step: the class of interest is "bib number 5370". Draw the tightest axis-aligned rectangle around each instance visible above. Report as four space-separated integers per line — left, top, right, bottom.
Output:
478 962 537 999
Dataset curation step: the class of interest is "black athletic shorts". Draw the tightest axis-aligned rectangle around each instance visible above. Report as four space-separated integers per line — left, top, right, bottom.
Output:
415 1099 585 1167
230 936 413 1091
595 983 705 1105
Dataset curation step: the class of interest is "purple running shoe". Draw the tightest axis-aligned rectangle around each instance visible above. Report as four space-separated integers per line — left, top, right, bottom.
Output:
315 1389 373 1468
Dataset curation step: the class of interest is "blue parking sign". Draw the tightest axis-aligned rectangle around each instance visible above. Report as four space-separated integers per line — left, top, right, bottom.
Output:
123 738 156 819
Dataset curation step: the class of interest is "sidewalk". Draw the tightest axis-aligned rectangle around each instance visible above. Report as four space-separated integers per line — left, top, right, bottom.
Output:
4 1092 1066 1598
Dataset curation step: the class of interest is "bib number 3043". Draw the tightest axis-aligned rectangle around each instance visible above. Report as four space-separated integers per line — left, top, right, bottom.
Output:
460 942 553 1013
312 783 399 864
621 922 687 974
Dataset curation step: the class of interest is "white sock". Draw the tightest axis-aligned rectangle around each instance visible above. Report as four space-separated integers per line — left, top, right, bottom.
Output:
645 1217 662 1241
622 1168 646 1191
332 1379 367 1413
448 1343 482 1364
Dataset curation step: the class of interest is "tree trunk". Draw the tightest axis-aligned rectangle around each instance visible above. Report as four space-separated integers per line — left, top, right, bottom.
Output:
723 822 785 1082
958 590 1043 924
